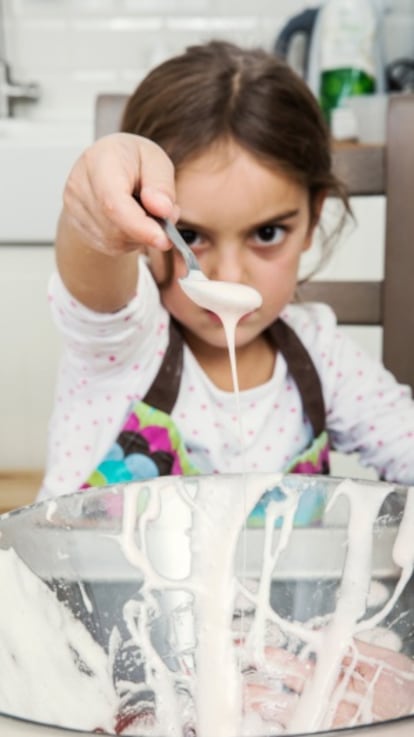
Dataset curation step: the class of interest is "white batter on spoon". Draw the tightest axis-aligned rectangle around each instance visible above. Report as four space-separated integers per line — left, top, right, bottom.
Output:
179 272 263 398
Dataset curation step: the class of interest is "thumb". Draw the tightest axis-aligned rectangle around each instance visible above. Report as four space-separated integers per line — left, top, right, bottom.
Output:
138 139 178 221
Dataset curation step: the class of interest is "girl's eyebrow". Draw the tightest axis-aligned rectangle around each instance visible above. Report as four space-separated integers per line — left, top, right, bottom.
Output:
177 209 300 231
251 208 300 227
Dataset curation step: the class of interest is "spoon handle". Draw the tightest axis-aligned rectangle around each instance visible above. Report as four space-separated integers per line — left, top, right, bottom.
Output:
132 193 202 274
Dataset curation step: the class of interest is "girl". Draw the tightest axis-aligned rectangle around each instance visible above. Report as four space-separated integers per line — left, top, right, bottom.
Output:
40 40 414 500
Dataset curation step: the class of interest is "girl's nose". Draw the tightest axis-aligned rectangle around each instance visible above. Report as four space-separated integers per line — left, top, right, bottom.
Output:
206 243 246 283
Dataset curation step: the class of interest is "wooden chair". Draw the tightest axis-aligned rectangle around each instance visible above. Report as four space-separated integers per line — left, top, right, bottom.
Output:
95 92 414 392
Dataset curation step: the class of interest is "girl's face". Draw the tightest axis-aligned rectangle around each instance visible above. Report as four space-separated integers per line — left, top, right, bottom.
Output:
148 141 320 352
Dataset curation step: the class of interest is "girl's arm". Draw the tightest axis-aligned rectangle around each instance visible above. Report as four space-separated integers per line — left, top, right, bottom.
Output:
55 132 176 313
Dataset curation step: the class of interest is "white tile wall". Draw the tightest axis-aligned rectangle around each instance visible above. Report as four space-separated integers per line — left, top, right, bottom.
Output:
2 0 313 123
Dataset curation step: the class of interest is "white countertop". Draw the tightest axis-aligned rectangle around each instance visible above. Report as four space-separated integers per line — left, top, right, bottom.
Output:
0 119 92 242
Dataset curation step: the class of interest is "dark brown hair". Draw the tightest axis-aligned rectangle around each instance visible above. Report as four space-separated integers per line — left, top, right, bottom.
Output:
121 40 350 281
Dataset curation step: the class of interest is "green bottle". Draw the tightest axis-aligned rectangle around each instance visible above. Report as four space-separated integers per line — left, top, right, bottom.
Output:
320 68 376 127
315 0 382 132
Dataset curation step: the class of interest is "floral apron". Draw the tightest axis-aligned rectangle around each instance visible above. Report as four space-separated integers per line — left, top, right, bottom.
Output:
81 319 330 524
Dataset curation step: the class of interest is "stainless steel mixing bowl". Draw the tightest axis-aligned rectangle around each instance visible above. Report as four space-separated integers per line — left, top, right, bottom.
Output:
0 473 413 736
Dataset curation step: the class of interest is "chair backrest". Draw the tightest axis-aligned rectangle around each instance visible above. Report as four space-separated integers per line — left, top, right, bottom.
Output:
95 92 414 391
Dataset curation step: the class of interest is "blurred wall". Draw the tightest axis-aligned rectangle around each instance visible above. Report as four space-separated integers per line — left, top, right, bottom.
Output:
2 0 310 124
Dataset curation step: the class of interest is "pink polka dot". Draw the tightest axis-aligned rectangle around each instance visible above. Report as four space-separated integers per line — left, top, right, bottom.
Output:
108 355 116 362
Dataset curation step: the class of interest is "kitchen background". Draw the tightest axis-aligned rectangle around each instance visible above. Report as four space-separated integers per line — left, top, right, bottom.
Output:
0 0 413 483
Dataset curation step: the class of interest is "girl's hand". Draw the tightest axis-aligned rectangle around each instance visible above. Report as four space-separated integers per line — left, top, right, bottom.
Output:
244 640 414 729
62 132 176 257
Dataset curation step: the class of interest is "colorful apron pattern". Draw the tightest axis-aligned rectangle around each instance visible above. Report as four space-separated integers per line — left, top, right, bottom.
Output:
81 319 330 524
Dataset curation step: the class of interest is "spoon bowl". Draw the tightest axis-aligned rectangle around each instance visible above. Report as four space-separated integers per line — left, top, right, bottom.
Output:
155 214 263 318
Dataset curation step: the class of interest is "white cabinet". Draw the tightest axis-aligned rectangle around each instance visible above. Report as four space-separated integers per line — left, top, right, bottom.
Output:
0 246 60 469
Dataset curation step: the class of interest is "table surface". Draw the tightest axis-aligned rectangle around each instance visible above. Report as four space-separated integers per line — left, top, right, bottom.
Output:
0 470 42 514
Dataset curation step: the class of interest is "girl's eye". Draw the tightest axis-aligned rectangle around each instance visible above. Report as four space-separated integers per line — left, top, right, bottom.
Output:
253 224 286 247
177 228 202 248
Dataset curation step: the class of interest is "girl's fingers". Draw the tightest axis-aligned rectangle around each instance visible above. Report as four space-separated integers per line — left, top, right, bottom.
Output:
64 133 177 254
244 680 298 728
90 134 176 247
242 646 313 730
260 646 314 691
243 642 414 730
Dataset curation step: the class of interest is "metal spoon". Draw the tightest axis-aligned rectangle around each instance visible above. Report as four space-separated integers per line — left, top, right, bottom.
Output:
133 193 206 279
153 214 207 281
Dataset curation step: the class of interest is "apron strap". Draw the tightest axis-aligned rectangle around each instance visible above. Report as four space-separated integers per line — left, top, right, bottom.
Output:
143 319 184 414
143 317 326 437
267 319 325 438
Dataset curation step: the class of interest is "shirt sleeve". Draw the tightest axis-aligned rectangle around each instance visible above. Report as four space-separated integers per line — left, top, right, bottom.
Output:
47 255 168 381
40 258 170 499
284 303 414 485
